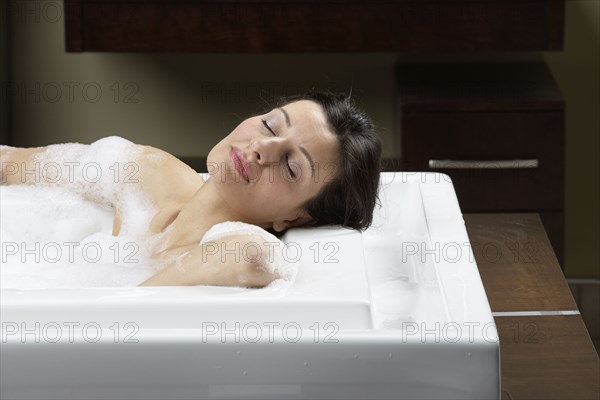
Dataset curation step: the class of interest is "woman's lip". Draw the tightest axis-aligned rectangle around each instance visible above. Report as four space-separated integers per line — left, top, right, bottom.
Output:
230 147 250 182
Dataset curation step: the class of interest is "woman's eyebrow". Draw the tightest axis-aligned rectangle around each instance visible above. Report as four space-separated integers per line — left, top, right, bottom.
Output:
277 107 291 127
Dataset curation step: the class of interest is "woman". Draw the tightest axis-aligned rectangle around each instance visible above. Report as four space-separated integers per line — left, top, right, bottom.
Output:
0 90 382 288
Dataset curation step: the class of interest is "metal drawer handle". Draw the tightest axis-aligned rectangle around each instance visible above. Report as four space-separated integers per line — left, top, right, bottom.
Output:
428 159 539 169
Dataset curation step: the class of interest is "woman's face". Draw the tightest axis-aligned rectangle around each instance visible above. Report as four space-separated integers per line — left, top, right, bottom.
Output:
207 100 341 231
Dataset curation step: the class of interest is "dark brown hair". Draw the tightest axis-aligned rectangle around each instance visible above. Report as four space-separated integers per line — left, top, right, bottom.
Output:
263 89 382 232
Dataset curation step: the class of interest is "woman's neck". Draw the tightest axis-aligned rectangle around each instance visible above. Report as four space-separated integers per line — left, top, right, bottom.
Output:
159 179 267 251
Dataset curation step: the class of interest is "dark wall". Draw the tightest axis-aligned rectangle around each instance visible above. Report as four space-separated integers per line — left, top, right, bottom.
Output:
0 0 11 145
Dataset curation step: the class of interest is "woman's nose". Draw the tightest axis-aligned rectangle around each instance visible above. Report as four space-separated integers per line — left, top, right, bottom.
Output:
250 137 287 165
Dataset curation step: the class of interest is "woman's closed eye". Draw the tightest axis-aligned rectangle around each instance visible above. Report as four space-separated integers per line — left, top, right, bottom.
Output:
261 118 276 137
261 118 296 179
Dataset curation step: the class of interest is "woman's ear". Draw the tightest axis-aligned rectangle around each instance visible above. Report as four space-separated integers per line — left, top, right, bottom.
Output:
272 211 315 232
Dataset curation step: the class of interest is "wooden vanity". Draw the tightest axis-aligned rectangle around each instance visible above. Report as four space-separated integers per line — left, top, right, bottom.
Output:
64 0 564 53
465 214 599 399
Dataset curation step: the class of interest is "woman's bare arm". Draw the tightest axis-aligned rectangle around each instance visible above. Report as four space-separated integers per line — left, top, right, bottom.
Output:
1 145 53 185
0 139 138 235
1 137 140 187
138 234 280 288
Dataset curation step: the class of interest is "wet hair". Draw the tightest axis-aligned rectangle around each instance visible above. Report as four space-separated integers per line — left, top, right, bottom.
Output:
262 89 382 232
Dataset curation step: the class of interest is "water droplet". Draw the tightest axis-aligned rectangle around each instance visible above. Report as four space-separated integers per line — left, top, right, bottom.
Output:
467 352 472 357
303 361 308 366
353 354 359 359
236 350 241 355
242 370 247 375
388 353 393 358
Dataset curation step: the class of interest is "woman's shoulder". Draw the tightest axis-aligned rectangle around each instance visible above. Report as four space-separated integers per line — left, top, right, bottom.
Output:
90 136 174 167
89 136 192 180
89 136 177 165
200 221 282 245
132 142 205 206
139 144 185 169
86 136 204 207
199 221 298 286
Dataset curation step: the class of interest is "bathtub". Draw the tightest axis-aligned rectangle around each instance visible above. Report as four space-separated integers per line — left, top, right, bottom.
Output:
0 172 499 399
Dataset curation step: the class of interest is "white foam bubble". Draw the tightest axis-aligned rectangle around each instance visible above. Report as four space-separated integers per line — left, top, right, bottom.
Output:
29 136 157 237
0 185 114 243
0 184 156 289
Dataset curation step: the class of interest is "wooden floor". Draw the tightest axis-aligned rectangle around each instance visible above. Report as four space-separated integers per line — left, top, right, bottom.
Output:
464 214 599 400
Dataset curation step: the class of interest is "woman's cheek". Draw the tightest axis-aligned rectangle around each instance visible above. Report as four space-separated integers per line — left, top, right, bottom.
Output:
260 172 288 194
238 119 257 137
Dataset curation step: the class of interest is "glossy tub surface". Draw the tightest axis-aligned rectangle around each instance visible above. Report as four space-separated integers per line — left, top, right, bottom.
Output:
0 172 500 399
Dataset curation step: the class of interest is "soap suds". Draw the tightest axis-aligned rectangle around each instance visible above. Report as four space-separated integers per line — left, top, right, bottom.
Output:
0 185 156 288
30 136 157 237
1 137 160 288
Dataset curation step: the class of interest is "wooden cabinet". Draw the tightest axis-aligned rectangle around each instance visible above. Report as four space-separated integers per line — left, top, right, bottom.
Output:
397 63 565 266
464 214 599 399
64 0 564 52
